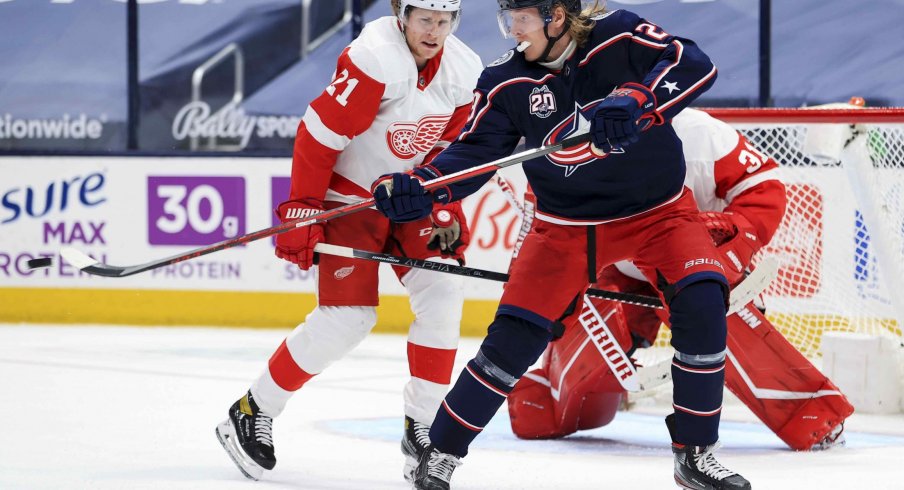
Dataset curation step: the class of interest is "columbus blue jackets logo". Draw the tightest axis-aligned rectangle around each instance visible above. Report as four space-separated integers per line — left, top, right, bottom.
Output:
487 49 514 67
544 101 624 177
529 85 557 119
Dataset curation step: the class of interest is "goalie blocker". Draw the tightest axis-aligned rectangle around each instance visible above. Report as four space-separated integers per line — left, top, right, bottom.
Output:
508 267 854 451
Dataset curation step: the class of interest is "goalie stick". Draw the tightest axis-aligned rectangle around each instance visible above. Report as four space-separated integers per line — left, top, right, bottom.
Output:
50 132 591 278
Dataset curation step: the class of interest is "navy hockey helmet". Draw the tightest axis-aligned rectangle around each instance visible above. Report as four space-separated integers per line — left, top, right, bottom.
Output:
497 0 581 21
496 0 582 61
496 0 582 39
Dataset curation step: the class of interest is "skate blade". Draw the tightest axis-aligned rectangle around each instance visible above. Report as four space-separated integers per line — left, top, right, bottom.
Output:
402 456 417 483
400 441 418 483
216 419 265 481
674 474 709 490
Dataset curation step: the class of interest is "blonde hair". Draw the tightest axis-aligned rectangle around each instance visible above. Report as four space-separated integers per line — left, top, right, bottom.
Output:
566 1 607 47
391 0 401 16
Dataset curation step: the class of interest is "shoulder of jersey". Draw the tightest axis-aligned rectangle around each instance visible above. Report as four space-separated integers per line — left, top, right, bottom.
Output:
585 9 640 43
480 48 539 87
442 34 485 80
346 16 411 83
673 108 739 157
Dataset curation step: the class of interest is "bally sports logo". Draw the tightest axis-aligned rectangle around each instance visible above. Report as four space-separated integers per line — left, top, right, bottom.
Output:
386 114 451 160
543 100 623 177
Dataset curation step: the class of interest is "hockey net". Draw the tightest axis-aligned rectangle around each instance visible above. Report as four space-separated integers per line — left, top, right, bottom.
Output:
637 104 904 395
710 105 904 356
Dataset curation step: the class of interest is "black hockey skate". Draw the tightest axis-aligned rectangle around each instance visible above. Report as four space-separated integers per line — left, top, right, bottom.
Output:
672 442 751 490
215 391 276 480
413 445 462 490
667 414 750 490
401 416 432 482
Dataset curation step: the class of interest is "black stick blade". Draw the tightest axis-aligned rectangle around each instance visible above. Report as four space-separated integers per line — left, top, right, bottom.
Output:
26 257 53 269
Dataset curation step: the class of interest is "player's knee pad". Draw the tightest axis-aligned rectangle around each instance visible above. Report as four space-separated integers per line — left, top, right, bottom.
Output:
403 266 464 348
668 280 727 356
479 315 553 381
284 305 377 373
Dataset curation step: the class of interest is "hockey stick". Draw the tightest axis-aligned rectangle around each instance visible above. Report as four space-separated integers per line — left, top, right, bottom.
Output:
492 174 525 215
52 132 592 278
313 243 776 313
313 243 664 309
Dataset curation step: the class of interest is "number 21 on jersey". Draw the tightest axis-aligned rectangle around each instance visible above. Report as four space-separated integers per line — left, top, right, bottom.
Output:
326 69 359 107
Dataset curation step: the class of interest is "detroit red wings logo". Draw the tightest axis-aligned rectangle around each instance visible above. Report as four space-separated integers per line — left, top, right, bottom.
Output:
386 114 451 160
545 100 623 177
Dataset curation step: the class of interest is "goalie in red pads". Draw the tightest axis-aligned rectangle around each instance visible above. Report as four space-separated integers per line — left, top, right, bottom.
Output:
507 108 854 451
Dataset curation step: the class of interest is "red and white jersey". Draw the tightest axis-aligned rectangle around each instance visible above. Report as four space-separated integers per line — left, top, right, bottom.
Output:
288 16 483 204
615 108 785 280
676 108 782 222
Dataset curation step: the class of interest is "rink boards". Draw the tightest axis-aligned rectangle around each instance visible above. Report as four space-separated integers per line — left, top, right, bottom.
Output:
1 156 898 339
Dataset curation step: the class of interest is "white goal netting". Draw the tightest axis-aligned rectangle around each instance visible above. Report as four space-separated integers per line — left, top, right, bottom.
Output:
640 105 904 389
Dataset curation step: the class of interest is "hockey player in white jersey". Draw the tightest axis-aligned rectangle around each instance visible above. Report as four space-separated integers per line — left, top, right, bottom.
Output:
215 0 483 482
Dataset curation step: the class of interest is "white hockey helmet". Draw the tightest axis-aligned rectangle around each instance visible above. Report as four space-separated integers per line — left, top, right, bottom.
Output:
398 0 462 33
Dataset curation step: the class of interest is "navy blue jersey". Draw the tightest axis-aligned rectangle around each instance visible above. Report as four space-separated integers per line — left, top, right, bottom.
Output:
425 9 717 223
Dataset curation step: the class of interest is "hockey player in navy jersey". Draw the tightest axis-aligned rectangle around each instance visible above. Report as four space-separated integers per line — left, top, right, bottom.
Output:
372 1 750 489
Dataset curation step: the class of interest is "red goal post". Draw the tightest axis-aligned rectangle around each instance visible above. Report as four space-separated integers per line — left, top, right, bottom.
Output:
702 107 904 124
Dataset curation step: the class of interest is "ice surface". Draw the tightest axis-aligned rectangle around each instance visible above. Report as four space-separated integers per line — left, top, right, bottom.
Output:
1 324 902 489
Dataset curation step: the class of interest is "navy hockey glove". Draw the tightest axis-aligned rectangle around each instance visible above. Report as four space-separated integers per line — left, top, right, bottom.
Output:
372 172 435 223
590 83 663 153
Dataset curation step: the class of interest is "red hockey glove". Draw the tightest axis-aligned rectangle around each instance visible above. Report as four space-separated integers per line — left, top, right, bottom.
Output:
701 211 761 285
590 83 663 153
427 202 470 261
274 198 325 271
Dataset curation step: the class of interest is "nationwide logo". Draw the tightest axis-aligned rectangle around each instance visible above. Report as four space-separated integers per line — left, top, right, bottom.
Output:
0 113 106 141
543 101 624 177
386 114 451 160
172 101 300 150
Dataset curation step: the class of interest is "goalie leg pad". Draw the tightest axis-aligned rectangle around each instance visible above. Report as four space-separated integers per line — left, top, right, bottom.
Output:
508 295 633 439
507 368 567 439
724 306 854 450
